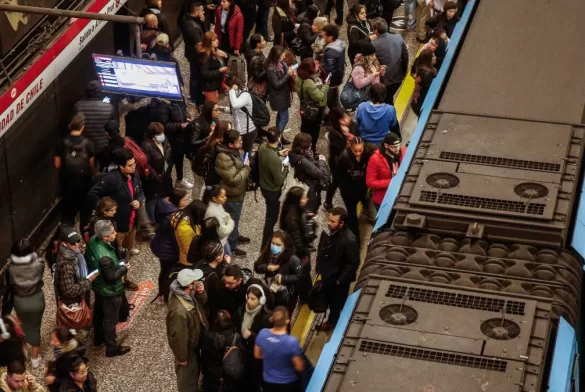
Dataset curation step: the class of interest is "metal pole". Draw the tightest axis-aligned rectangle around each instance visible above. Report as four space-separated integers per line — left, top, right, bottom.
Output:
0 4 144 24
133 23 142 58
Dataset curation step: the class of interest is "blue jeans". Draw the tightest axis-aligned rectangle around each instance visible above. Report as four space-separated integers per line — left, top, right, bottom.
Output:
276 109 289 132
405 0 417 29
225 201 243 250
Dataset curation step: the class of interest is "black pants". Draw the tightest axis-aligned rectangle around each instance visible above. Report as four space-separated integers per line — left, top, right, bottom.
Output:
169 138 185 181
325 157 338 205
263 380 299 392
340 193 366 241
301 107 324 154
324 278 350 325
93 294 122 354
61 182 91 231
261 189 281 249
385 82 402 105
158 258 177 301
242 129 258 155
326 86 340 111
255 3 270 39
241 5 258 42
189 60 204 105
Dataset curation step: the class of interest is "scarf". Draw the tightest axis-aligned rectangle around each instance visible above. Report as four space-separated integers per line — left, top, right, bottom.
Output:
54 338 79 358
59 245 88 279
277 60 286 74
241 304 262 336
169 280 209 331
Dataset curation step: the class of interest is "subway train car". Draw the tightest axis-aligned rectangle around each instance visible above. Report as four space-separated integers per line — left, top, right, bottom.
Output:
309 0 585 391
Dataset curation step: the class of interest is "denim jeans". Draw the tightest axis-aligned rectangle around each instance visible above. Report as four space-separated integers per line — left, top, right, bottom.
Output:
276 109 289 132
225 201 243 250
145 195 160 222
405 0 417 29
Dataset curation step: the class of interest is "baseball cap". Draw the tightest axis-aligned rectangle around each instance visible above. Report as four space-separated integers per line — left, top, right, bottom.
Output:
177 269 204 286
60 227 82 245
156 33 170 46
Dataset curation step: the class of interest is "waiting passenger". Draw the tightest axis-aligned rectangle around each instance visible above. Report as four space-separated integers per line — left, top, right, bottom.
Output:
0 360 46 392
366 132 406 210
355 83 400 145
410 49 438 117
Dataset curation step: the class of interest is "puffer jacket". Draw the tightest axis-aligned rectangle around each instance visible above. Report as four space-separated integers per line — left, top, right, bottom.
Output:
170 215 201 266
346 14 373 64
200 330 246 391
366 147 406 205
74 98 115 153
323 39 346 87
266 62 292 112
214 5 244 51
7 252 44 297
141 138 173 199
296 13 316 59
215 145 250 202
154 100 188 144
228 90 256 136
150 198 180 261
288 152 328 187
205 202 235 244
337 147 371 201
85 236 126 297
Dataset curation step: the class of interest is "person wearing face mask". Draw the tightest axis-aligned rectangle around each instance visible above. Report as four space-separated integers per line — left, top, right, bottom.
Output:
85 220 130 358
366 132 406 210
337 137 372 239
151 188 190 302
233 284 273 392
315 207 359 331
254 231 302 312
141 122 173 222
166 269 208 392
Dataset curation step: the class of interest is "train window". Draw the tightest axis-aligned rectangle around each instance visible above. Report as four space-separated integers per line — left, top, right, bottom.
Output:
570 352 580 392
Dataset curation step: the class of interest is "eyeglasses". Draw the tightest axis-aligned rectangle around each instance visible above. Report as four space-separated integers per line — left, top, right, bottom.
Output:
126 162 137 168
76 367 89 376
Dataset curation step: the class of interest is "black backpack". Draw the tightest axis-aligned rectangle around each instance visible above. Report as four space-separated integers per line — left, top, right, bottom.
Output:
248 145 262 191
308 281 328 313
202 149 221 186
241 91 270 129
62 138 90 176
362 0 382 18
222 334 246 381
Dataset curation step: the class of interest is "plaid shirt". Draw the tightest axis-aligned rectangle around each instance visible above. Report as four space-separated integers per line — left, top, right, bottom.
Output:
54 251 90 305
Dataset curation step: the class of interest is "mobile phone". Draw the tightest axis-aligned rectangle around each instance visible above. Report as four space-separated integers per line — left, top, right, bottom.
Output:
243 152 250 163
103 96 111 103
282 156 290 165
87 270 99 279
325 73 332 83
290 63 299 70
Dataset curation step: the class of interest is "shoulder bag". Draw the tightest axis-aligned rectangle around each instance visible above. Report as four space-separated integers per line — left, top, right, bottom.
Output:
300 80 321 121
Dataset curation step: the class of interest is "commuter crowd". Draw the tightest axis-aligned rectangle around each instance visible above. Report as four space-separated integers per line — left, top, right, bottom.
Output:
0 0 465 390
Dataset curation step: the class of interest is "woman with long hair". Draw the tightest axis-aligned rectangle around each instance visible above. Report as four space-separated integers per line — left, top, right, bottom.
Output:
227 76 257 154
197 32 229 102
280 187 315 302
170 199 207 267
254 230 302 312
346 3 375 65
200 310 245 392
214 0 244 55
188 217 222 265
150 188 189 301
203 185 235 255
324 107 358 210
273 0 296 47
265 45 296 135
7 238 45 368
410 49 437 117
295 58 330 153
289 132 329 215
350 41 384 89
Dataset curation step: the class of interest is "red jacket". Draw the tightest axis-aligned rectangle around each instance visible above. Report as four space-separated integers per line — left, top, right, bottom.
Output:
214 6 244 51
366 147 406 205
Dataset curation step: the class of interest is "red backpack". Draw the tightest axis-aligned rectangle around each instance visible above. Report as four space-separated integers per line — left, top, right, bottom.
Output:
124 137 148 177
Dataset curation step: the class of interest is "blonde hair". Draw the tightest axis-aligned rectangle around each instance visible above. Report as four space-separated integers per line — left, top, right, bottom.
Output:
313 17 328 30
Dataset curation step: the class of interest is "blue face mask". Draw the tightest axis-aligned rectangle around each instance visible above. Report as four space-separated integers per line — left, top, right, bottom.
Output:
155 134 166 143
270 244 283 255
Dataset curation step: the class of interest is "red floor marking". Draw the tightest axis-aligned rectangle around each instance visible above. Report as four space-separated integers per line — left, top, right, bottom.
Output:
116 280 156 332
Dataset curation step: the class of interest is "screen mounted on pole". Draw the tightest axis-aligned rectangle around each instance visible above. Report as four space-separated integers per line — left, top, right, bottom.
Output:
92 54 183 100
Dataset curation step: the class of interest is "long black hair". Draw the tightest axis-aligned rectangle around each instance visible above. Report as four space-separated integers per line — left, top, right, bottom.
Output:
279 187 305 230
198 101 217 130
264 45 286 70
172 200 207 230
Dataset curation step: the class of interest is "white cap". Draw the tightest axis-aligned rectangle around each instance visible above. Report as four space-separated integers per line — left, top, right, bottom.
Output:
177 269 204 286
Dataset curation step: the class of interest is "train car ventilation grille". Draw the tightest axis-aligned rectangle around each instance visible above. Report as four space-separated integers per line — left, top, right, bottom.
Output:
426 173 460 189
359 340 508 372
419 191 546 215
386 285 525 315
514 183 549 199
379 304 418 325
480 318 521 340
439 152 561 172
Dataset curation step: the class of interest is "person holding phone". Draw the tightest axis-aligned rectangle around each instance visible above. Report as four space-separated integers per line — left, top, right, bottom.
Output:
166 269 207 392
227 76 257 155
265 46 295 139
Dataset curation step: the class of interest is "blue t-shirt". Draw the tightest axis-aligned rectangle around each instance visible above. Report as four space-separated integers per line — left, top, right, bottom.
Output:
256 328 302 384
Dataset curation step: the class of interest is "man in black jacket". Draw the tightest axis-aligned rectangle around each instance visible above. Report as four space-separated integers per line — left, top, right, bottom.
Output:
74 81 115 158
316 207 359 331
180 1 207 106
322 25 346 111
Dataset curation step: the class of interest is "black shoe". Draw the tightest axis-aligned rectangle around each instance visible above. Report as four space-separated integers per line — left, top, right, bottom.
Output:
281 137 291 145
334 18 342 26
238 235 251 244
232 248 247 257
106 346 131 357
264 36 273 42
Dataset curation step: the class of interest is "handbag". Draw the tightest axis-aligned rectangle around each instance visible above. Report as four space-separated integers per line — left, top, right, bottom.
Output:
340 75 371 111
57 299 92 330
290 37 303 56
300 80 321 121
280 33 298 67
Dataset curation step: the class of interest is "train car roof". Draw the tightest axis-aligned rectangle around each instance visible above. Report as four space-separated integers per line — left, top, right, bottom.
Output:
439 0 585 124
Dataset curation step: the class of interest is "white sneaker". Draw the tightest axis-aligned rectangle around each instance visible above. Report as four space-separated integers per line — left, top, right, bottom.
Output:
130 248 140 256
177 179 194 189
31 355 42 369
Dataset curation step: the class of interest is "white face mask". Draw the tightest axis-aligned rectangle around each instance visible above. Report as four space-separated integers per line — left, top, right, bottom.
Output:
155 134 166 143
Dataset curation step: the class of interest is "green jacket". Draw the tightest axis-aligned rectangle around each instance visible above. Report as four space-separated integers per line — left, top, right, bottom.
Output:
86 236 126 297
166 287 208 362
295 76 330 107
258 143 288 192
215 145 251 202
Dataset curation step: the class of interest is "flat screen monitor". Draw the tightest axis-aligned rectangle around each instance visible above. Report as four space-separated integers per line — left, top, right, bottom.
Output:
92 54 183 101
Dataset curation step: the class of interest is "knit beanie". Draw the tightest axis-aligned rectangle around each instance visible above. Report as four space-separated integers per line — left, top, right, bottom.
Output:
444 1 457 11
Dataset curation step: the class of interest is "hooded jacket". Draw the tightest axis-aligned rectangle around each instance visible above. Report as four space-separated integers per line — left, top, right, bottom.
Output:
355 102 399 144
346 14 373 64
266 62 293 112
366 147 406 205
180 14 205 61
215 145 251 202
74 84 115 154
7 253 44 298
150 198 180 261
323 39 346 87
166 281 208 362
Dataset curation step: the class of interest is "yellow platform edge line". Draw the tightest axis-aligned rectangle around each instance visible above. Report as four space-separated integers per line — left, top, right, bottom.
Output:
292 46 423 345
